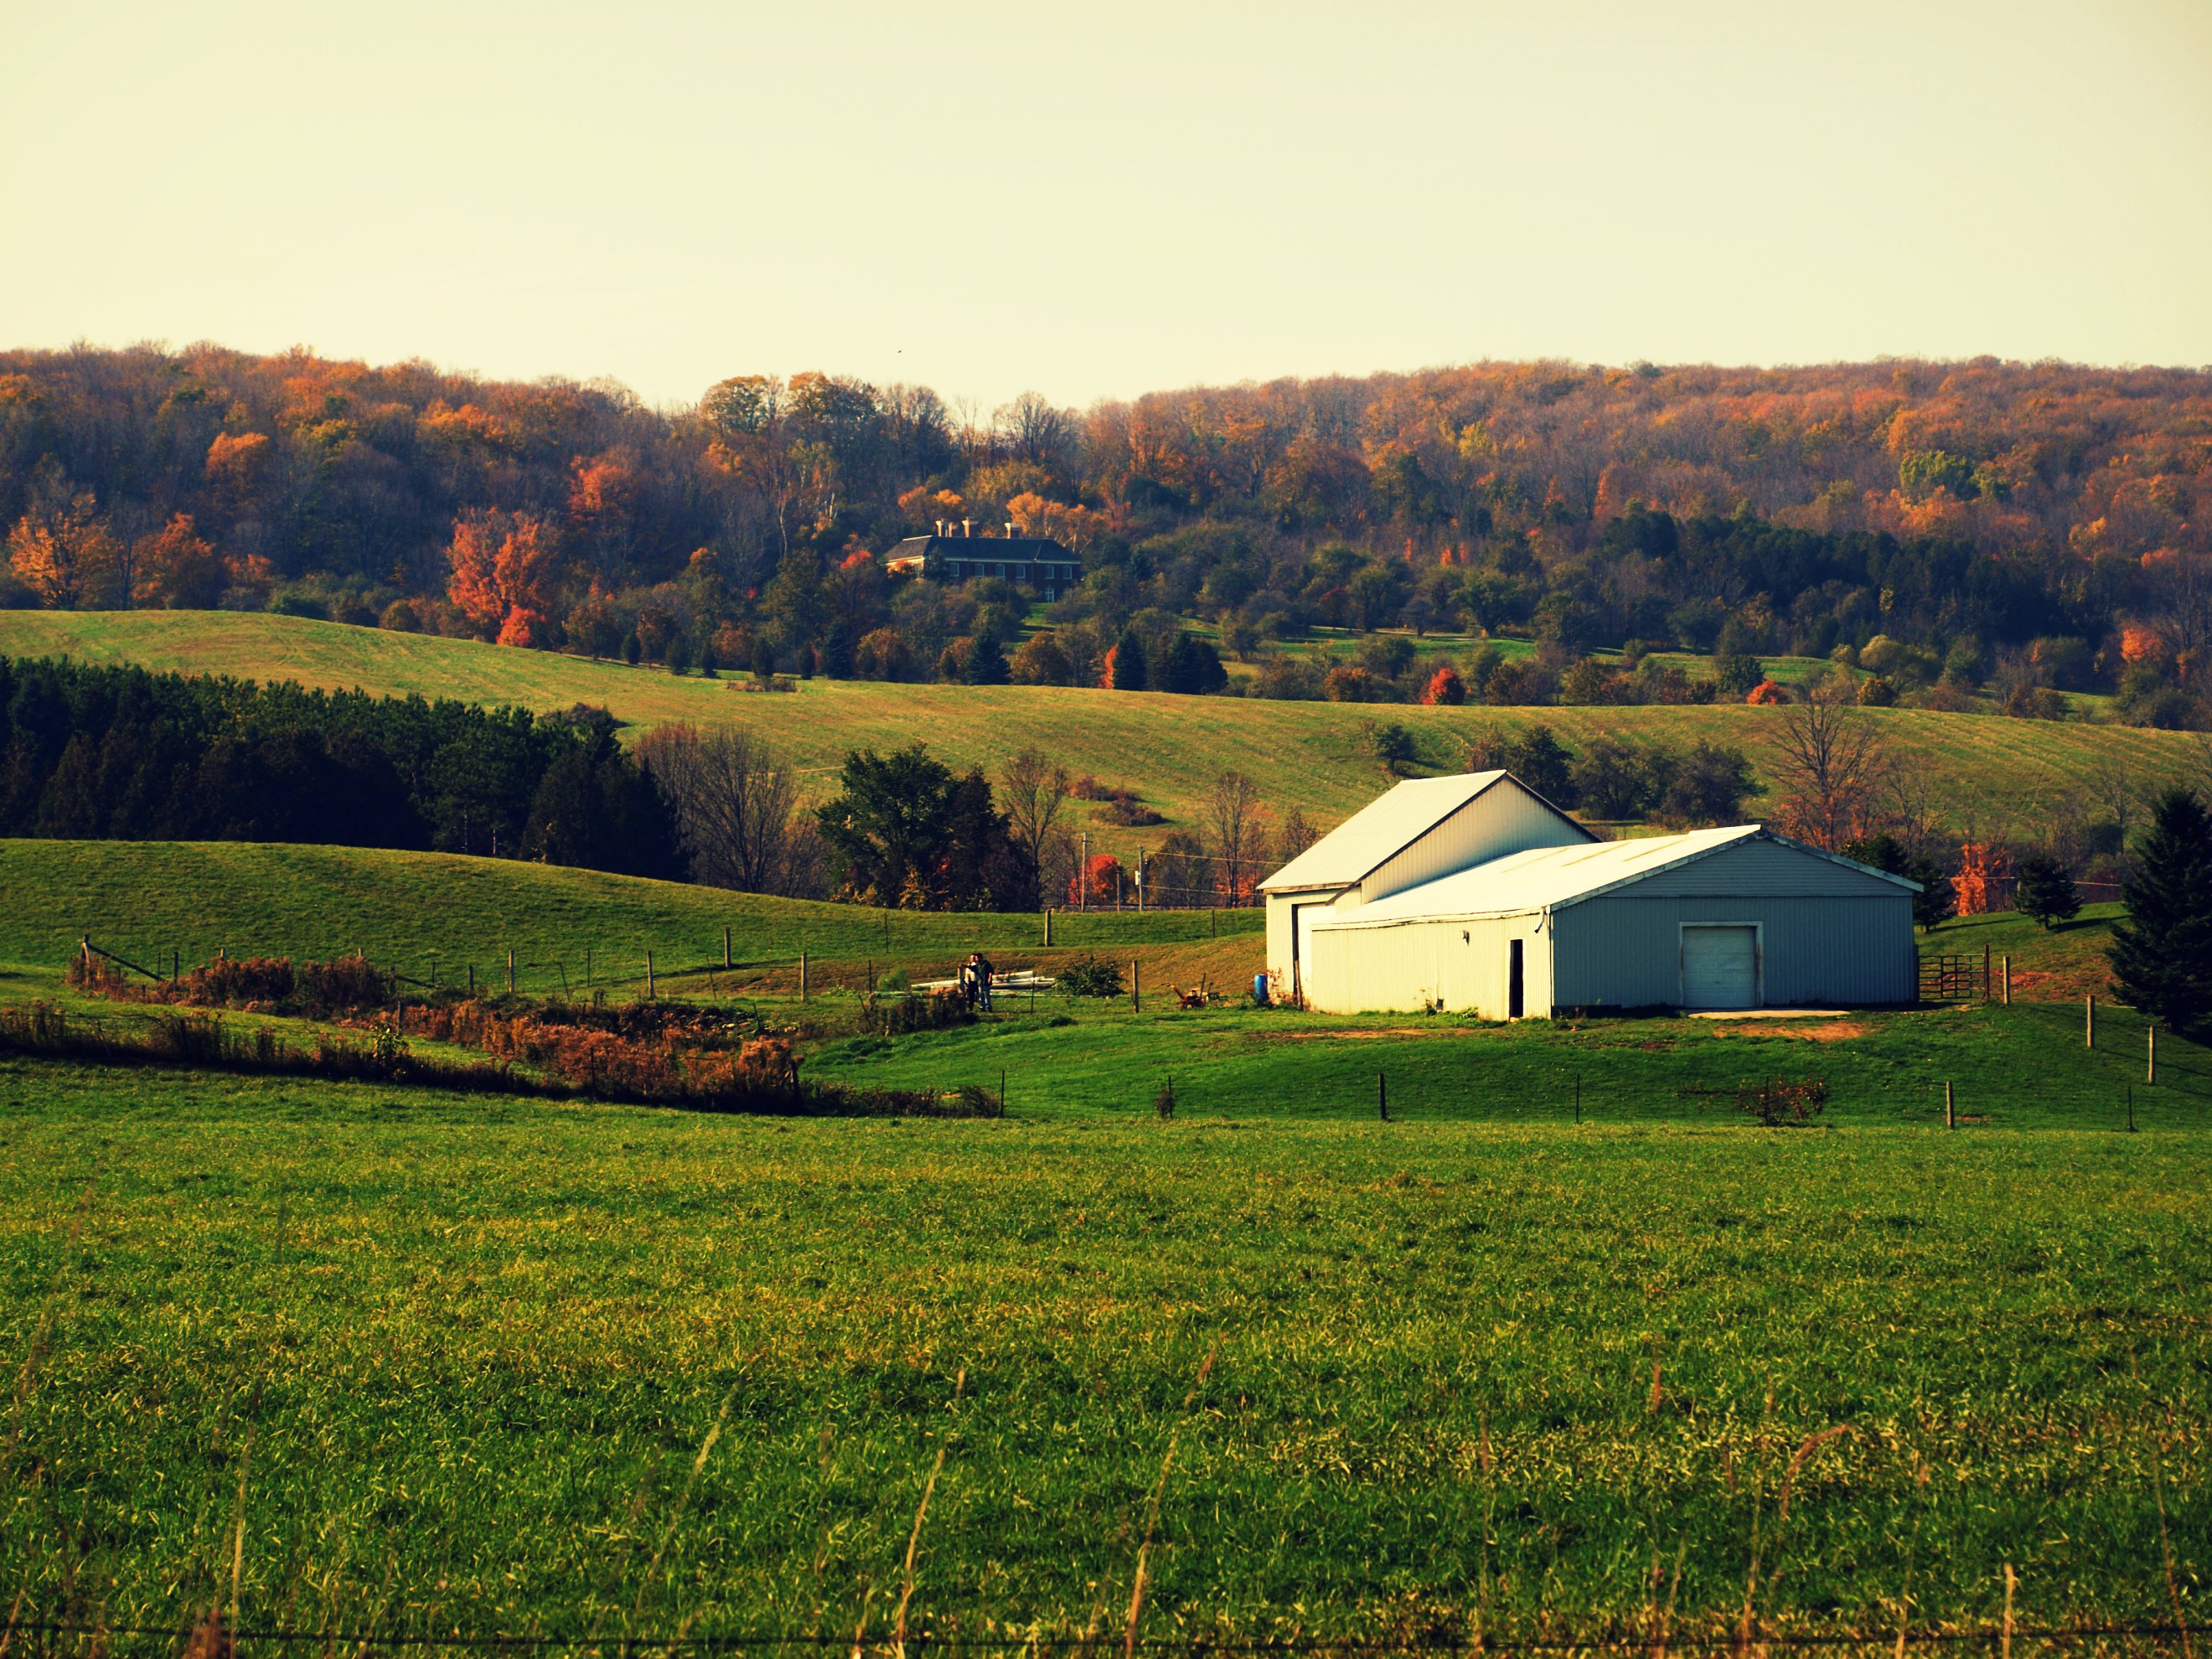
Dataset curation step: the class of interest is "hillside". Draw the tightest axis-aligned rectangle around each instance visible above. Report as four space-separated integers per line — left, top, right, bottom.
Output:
2 610 2202 851
0 840 1262 997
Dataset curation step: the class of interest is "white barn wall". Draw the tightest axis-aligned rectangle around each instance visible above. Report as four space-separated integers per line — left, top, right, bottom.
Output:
1357 783 1589 903
1302 912 1550 1017
1264 778 1589 995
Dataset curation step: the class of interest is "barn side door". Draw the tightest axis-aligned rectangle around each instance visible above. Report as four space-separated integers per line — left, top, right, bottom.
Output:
1507 938 1525 1019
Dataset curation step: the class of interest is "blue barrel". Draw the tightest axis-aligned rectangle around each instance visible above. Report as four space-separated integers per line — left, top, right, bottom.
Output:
1252 973 1270 1005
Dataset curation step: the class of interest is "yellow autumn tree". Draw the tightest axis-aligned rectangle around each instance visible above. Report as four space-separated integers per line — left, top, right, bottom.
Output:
8 488 119 608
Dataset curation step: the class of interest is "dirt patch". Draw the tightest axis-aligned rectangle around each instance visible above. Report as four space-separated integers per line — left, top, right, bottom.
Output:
1711 1019 1871 1042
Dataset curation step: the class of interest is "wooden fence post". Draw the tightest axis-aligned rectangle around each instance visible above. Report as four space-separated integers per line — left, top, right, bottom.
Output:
723 927 731 969
506 947 515 995
1131 960 1140 1013
799 951 808 1001
468 964 475 993
2086 995 2095 1048
2002 954 2011 1005
1043 908 1052 948
646 952 655 999
1946 1080 1956 1129
2148 1025 2156 1086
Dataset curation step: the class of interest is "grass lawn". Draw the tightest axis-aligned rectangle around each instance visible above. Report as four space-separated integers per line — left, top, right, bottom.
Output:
3 1049 2206 1647
1 611 2199 859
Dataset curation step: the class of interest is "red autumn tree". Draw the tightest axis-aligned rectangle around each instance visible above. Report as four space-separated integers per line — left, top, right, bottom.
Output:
447 510 561 644
1067 853 1124 907
1420 665 1467 705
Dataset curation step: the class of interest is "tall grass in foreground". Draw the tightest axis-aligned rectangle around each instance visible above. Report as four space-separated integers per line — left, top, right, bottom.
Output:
0 1065 2202 1647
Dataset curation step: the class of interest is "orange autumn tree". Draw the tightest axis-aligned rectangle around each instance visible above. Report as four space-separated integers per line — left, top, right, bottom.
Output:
447 510 562 645
132 513 225 608
8 487 119 608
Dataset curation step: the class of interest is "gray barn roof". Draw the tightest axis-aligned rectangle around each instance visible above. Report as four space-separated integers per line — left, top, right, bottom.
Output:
1313 824 1918 929
888 535 1076 561
1259 770 1589 894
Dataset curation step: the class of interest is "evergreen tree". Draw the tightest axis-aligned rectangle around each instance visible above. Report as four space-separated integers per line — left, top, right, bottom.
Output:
964 631 1010 686
2108 788 2212 1033
1160 633 1227 695
821 618 855 679
1109 628 1148 691
2013 854 2080 931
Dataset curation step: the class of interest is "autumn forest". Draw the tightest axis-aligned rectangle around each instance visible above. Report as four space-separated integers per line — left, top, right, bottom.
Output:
3 344 2209 722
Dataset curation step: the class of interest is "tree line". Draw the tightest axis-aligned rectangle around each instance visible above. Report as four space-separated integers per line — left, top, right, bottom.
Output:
0 657 677 873
4 348 2207 727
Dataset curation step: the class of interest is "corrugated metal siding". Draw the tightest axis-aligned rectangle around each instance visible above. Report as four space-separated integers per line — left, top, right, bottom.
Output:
1553 893 1915 1009
1616 837 1905 899
1359 783 1589 903
1303 912 1550 1018
1265 896 1295 985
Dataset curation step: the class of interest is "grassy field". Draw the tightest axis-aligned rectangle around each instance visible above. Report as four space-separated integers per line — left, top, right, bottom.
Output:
1 611 2199 855
3 833 2208 1641
3 1052 2206 1647
0 840 1263 1000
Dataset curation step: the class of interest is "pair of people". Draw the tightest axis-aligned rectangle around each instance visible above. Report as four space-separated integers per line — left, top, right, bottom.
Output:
959 951 995 1011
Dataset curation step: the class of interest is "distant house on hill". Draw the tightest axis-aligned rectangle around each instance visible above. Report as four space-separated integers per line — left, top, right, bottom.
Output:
1260 769 1919 1017
885 520 1079 600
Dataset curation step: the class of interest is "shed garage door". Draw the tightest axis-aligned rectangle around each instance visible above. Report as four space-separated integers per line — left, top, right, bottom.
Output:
1682 926 1758 1009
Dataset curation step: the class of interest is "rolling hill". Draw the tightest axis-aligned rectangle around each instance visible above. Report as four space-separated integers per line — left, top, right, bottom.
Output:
0 610 2199 853
0 840 1262 998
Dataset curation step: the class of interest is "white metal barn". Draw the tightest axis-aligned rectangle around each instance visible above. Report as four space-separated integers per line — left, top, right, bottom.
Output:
1262 773 1920 1018
1261 770 1597 1006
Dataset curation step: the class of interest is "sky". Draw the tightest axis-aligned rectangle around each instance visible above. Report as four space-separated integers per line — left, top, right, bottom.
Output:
4 0 2211 414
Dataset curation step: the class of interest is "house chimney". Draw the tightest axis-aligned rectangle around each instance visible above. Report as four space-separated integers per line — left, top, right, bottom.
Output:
962 518 971 537
1005 521 1015 538
934 519 944 536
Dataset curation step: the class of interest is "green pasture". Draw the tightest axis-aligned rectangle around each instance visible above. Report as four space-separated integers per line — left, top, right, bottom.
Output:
2 832 2209 1641
0 840 1260 998
2 1054 2205 1647
0 612 2196 853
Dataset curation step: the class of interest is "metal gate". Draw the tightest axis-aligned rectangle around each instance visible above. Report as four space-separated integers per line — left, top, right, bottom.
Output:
1919 954 1976 1001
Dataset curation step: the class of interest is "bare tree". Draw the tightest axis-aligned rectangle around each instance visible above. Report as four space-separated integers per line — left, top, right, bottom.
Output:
993 391 1078 472
999 747 1071 899
1208 771 1270 906
636 722 814 895
1768 683 1890 849
1273 805 1320 866
2081 747 2153 847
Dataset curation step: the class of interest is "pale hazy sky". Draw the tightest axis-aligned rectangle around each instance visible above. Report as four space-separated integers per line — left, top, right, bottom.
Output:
5 1 2210 413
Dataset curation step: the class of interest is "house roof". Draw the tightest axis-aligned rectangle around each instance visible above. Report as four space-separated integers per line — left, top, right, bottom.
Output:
1310 824 1919 928
886 535 1076 561
1258 771 1589 894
